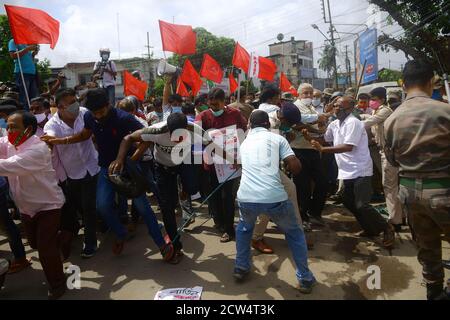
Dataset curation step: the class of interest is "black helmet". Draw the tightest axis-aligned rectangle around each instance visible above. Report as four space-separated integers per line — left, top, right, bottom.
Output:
108 158 149 198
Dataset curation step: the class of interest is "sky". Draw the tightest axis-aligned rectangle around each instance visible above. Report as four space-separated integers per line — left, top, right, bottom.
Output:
1 0 408 77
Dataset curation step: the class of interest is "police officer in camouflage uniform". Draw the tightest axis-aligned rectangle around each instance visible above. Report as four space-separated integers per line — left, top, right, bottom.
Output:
384 60 450 300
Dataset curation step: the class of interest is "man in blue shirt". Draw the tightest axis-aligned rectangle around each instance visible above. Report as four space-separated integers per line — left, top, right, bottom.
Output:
43 88 174 260
234 110 316 294
8 39 39 110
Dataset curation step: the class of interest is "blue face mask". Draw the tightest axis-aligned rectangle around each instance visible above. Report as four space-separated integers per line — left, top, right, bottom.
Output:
0 118 6 129
212 109 224 117
279 123 292 133
172 106 182 114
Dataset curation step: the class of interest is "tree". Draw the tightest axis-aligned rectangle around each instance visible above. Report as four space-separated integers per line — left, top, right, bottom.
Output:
36 58 52 93
152 78 165 97
378 68 402 82
369 0 450 73
168 27 236 71
0 15 14 82
318 44 338 79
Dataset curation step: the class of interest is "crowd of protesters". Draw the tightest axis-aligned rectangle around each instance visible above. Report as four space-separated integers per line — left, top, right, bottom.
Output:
0 43 449 300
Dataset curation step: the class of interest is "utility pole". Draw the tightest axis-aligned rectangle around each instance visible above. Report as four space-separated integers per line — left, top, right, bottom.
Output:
345 45 352 87
145 32 154 93
323 0 338 89
116 13 121 59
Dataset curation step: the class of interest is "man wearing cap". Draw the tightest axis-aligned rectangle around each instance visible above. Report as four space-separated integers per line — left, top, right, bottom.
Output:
93 48 117 104
361 87 403 230
384 60 450 300
234 109 316 293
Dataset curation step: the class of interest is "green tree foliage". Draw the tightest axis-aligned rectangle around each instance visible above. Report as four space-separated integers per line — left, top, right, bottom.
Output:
370 0 450 73
36 58 52 92
378 68 402 82
318 44 337 78
0 15 14 82
168 27 236 70
152 78 165 97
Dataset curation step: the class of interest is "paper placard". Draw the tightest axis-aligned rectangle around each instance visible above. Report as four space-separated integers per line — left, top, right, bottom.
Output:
154 286 203 300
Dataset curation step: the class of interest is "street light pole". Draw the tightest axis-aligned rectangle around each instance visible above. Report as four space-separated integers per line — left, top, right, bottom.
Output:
326 0 338 89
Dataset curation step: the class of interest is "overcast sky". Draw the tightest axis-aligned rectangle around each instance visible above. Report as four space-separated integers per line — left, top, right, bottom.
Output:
1 0 407 77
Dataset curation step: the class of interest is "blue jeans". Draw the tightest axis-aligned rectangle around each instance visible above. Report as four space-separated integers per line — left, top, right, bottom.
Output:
14 73 38 110
96 167 164 247
0 183 26 260
235 200 315 283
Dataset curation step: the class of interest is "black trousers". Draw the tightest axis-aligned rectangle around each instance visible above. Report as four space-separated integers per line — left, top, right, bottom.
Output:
208 169 237 236
343 176 388 236
60 173 98 249
292 149 328 221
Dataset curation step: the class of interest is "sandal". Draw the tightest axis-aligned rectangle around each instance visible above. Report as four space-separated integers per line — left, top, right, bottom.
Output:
8 257 32 274
220 232 234 243
168 250 184 265
160 243 175 262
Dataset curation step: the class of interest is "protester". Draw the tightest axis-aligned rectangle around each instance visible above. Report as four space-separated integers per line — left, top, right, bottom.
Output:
194 94 209 114
234 110 316 293
195 88 247 243
29 97 51 137
0 110 66 299
42 88 100 258
43 88 174 260
384 59 450 300
312 89 324 114
356 93 373 115
258 85 282 114
8 40 39 110
292 83 328 227
146 98 164 125
306 96 395 248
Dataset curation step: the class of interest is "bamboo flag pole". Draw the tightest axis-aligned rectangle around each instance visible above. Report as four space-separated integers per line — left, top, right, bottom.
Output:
15 49 31 109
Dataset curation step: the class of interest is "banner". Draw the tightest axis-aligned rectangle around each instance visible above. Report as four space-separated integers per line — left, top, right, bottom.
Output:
359 28 378 84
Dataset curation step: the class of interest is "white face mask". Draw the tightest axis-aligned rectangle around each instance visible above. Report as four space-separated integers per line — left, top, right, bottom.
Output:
35 113 47 123
301 98 312 106
312 98 321 107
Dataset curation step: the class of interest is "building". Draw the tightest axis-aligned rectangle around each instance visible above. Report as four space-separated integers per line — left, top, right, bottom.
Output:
268 37 316 87
53 57 160 101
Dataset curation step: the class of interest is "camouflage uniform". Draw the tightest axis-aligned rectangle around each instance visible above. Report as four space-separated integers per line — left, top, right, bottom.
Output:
384 91 450 300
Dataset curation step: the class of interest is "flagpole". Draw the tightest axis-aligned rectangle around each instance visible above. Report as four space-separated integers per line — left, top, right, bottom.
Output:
15 49 31 109
236 68 241 103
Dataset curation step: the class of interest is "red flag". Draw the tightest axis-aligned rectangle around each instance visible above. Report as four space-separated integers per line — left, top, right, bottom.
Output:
280 72 298 96
232 42 250 73
5 5 60 49
176 77 190 97
180 59 203 96
229 74 238 94
159 20 196 55
200 54 223 84
123 71 148 101
248 54 277 82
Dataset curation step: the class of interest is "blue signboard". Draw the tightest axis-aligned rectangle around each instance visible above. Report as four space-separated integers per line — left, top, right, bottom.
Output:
359 28 378 84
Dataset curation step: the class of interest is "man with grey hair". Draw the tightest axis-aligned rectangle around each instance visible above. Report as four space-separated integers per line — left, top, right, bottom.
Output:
291 83 328 228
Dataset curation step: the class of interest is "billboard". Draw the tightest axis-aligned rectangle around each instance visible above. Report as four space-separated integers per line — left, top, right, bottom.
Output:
359 28 378 84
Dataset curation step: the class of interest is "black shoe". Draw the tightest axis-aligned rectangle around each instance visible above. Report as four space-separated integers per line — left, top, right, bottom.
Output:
233 268 250 282
426 283 444 300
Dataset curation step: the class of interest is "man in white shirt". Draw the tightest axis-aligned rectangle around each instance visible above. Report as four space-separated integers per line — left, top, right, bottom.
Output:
44 88 100 259
0 111 66 299
234 110 316 294
312 89 324 114
306 96 395 248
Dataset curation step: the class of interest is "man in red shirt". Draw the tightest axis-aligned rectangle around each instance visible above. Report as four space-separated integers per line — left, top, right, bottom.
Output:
195 88 247 243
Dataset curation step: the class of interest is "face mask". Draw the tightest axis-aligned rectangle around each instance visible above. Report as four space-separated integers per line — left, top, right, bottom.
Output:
301 98 312 106
8 127 31 147
35 113 47 124
67 101 80 116
279 123 292 133
369 100 382 110
155 111 164 117
211 109 224 117
336 108 351 121
199 105 209 112
101 54 109 61
312 99 321 107
0 118 7 129
171 106 182 114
